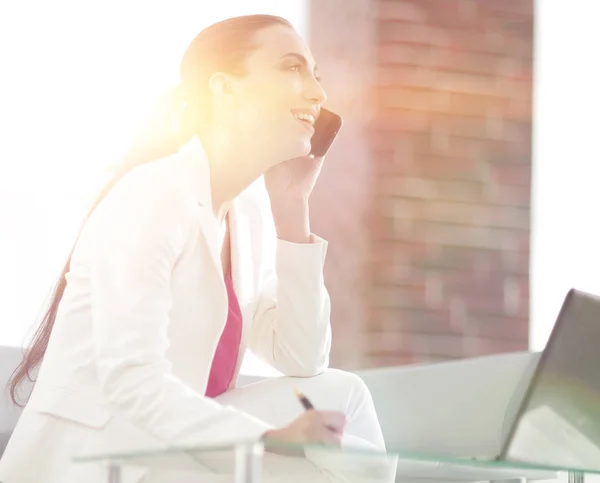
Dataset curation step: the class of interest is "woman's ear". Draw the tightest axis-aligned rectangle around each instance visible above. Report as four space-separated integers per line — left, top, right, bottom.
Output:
208 72 234 104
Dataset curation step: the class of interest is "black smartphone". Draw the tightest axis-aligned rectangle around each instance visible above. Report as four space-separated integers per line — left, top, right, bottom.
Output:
310 108 343 157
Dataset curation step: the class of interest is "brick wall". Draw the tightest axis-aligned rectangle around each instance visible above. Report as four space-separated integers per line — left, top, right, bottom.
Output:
308 0 378 369
309 0 534 368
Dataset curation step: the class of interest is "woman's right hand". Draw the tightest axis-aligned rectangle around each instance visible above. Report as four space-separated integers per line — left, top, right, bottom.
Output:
262 409 346 452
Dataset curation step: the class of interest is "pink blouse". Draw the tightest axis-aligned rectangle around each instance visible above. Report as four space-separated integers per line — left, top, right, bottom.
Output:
205 271 243 398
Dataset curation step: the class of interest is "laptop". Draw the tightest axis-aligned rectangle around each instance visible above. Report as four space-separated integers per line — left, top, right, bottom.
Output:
385 288 600 482
398 288 600 480
498 288 600 470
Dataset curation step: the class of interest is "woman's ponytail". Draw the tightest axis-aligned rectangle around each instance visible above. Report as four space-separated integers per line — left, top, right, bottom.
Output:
8 85 194 406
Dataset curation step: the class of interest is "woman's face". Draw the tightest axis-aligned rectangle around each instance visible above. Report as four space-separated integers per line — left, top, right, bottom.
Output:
222 25 327 165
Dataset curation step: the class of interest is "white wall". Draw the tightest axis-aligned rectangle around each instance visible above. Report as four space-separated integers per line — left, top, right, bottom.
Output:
530 1 600 350
0 1 307 353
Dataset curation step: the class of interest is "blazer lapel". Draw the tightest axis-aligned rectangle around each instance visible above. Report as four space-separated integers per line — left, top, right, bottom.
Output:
228 199 255 312
175 135 255 324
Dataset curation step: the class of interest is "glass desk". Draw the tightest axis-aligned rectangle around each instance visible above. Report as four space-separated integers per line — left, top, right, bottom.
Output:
74 440 599 483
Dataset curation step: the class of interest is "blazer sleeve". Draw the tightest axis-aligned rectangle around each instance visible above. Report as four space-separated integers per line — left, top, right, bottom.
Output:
248 201 332 377
87 167 271 445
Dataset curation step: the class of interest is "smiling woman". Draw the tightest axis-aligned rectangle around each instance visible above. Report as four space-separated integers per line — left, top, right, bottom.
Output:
0 11 391 483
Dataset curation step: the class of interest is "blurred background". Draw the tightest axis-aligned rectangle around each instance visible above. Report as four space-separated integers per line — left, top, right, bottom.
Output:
1 0 599 373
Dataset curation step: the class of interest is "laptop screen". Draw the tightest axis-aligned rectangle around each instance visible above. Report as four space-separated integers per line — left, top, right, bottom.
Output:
503 289 600 470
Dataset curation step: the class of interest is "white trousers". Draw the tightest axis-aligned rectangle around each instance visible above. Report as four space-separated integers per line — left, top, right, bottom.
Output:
144 369 397 482
218 368 386 450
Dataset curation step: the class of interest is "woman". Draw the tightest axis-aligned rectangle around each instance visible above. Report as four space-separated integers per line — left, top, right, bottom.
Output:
0 14 390 483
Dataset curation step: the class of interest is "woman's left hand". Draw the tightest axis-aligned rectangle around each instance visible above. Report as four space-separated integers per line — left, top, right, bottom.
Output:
264 155 324 203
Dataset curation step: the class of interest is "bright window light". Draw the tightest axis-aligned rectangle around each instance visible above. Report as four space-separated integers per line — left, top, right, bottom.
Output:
0 1 307 378
530 0 600 350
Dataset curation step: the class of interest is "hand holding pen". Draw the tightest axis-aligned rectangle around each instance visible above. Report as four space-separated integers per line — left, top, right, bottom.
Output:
261 389 346 452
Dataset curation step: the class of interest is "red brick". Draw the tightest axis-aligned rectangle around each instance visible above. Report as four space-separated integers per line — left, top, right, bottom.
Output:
446 29 533 58
482 138 532 165
428 179 485 202
399 332 480 359
376 65 433 88
377 86 442 111
430 114 529 142
488 163 531 186
435 114 499 140
483 183 530 207
414 221 525 250
426 245 486 270
369 305 529 342
369 109 431 134
495 76 532 101
443 267 529 294
464 292 528 318
379 42 517 78
372 262 426 286
379 86 510 118
414 155 481 182
502 246 530 275
378 0 427 22
378 175 431 200
402 332 527 359
479 0 533 16
370 307 451 333
499 57 532 81
369 240 428 268
448 92 510 118
422 0 482 28
386 199 530 230
444 273 506 300
378 43 432 66
440 49 506 76
378 171 532 210
506 97 533 121
372 284 432 311
467 315 529 340
380 20 533 59
410 132 485 160
379 65 528 100
371 129 487 163
378 22 450 47
371 237 431 258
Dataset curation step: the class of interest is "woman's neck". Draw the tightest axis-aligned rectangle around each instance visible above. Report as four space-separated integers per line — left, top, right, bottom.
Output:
199 128 266 222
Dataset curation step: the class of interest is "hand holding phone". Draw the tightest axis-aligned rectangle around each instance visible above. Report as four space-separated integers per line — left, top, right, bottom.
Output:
310 108 343 157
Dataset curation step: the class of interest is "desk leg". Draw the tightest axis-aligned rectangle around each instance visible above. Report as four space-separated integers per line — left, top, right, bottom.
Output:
235 441 264 483
107 463 122 483
568 471 585 483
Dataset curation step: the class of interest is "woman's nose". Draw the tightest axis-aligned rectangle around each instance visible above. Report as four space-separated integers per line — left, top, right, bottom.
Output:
305 76 327 105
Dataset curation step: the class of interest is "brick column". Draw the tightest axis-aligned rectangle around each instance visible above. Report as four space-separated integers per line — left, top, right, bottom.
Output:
309 0 533 368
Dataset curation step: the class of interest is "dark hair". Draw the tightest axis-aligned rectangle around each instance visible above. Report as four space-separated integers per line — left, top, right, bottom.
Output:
9 14 293 406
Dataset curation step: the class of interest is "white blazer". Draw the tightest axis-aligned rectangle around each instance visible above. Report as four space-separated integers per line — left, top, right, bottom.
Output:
0 137 332 483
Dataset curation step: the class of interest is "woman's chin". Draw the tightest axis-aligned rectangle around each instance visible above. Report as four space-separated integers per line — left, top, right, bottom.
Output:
287 139 312 159
266 138 311 166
